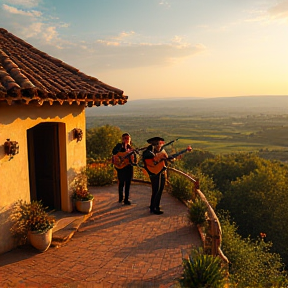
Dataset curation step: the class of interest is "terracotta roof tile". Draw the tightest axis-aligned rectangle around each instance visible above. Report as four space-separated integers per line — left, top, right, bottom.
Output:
0 28 128 107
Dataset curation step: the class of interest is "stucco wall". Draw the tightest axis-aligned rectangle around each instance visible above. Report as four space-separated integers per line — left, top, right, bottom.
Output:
0 102 86 254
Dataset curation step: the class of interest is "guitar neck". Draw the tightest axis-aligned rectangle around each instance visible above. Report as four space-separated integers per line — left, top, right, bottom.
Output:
168 148 188 160
123 146 148 159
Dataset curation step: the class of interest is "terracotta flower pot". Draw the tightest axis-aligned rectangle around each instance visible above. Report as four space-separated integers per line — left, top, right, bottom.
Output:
28 228 53 252
75 199 93 213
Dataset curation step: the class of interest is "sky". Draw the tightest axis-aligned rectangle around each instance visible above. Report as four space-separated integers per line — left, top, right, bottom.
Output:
0 0 288 100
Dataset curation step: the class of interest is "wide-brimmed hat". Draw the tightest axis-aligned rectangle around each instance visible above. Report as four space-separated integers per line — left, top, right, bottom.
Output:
147 136 164 145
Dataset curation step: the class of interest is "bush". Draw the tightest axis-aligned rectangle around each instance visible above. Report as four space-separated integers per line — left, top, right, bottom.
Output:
86 161 115 186
133 166 150 182
194 168 222 209
168 173 194 201
220 214 288 288
179 247 226 288
86 125 122 159
187 198 207 226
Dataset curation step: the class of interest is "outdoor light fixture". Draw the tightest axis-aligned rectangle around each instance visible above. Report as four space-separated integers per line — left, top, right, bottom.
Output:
73 128 83 142
4 139 19 158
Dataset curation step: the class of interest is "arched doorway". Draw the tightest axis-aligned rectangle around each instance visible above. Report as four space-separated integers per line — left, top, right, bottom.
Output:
27 122 66 210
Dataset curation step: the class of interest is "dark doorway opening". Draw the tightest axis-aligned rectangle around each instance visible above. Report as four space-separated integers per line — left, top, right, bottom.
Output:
27 122 61 210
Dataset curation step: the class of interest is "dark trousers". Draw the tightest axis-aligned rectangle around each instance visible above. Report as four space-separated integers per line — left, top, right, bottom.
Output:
150 172 166 211
116 165 133 201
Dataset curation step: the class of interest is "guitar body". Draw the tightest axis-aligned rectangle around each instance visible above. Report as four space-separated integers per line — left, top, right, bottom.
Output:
144 150 168 175
144 158 167 175
113 151 132 169
144 146 192 175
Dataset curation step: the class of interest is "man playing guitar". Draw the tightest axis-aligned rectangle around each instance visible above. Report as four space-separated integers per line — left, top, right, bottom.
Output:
143 137 192 215
112 133 134 205
143 137 171 215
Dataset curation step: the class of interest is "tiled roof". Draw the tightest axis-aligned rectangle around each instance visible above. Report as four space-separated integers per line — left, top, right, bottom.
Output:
0 28 128 107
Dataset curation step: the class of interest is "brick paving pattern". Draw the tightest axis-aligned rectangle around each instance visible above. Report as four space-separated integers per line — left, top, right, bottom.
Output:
0 183 201 288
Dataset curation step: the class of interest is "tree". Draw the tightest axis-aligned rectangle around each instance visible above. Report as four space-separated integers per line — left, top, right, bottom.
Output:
199 152 265 194
181 148 215 172
86 125 122 160
220 215 288 287
222 161 288 266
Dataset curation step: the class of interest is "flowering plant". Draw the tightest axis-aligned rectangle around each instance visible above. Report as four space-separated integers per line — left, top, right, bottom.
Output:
10 200 55 244
71 171 94 201
72 187 94 201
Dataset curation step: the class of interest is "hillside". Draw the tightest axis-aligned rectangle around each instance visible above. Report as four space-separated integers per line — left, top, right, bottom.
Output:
85 95 288 117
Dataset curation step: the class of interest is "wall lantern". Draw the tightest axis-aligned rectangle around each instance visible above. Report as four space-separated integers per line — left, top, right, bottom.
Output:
4 139 19 158
73 128 83 142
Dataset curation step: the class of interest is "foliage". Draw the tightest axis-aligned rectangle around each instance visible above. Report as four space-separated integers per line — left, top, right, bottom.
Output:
220 214 288 288
70 170 94 201
200 152 266 194
220 161 288 266
198 152 288 266
193 168 222 209
132 166 151 182
86 160 115 186
86 124 122 160
181 149 215 171
10 200 55 244
179 247 226 288
168 173 194 201
187 198 207 226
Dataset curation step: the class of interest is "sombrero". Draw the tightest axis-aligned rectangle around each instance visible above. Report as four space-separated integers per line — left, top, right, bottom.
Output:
147 137 164 144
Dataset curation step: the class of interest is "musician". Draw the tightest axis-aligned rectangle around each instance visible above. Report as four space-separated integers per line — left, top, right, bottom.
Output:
112 133 134 205
143 137 168 215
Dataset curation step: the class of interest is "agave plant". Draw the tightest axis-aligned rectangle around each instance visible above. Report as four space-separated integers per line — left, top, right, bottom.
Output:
179 248 226 288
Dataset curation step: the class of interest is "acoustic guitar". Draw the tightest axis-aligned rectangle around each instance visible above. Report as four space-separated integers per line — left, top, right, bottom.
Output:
144 145 192 175
113 146 147 169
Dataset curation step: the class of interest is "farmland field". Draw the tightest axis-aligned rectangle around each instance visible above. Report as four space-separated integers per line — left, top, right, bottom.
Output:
86 96 288 162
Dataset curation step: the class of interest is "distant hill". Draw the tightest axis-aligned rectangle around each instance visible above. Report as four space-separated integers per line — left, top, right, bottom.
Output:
85 96 288 117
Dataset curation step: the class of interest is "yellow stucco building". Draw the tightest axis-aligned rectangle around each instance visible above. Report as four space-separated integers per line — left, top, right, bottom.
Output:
0 28 127 254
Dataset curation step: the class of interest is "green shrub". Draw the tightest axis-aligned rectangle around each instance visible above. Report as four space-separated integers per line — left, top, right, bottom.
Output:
168 173 193 201
220 214 288 288
132 166 150 182
194 168 222 209
187 198 207 226
86 161 115 186
179 247 226 288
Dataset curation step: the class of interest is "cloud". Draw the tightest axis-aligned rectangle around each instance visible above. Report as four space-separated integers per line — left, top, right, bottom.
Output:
96 31 136 46
6 0 40 8
0 2 70 49
245 1 288 24
159 1 171 9
268 0 288 20
60 33 206 73
0 2 205 72
2 4 41 16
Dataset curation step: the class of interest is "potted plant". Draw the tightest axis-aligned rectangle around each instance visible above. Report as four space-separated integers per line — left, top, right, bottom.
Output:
71 170 94 213
10 200 55 252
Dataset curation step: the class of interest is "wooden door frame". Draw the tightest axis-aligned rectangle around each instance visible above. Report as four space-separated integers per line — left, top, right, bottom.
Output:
27 122 67 210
